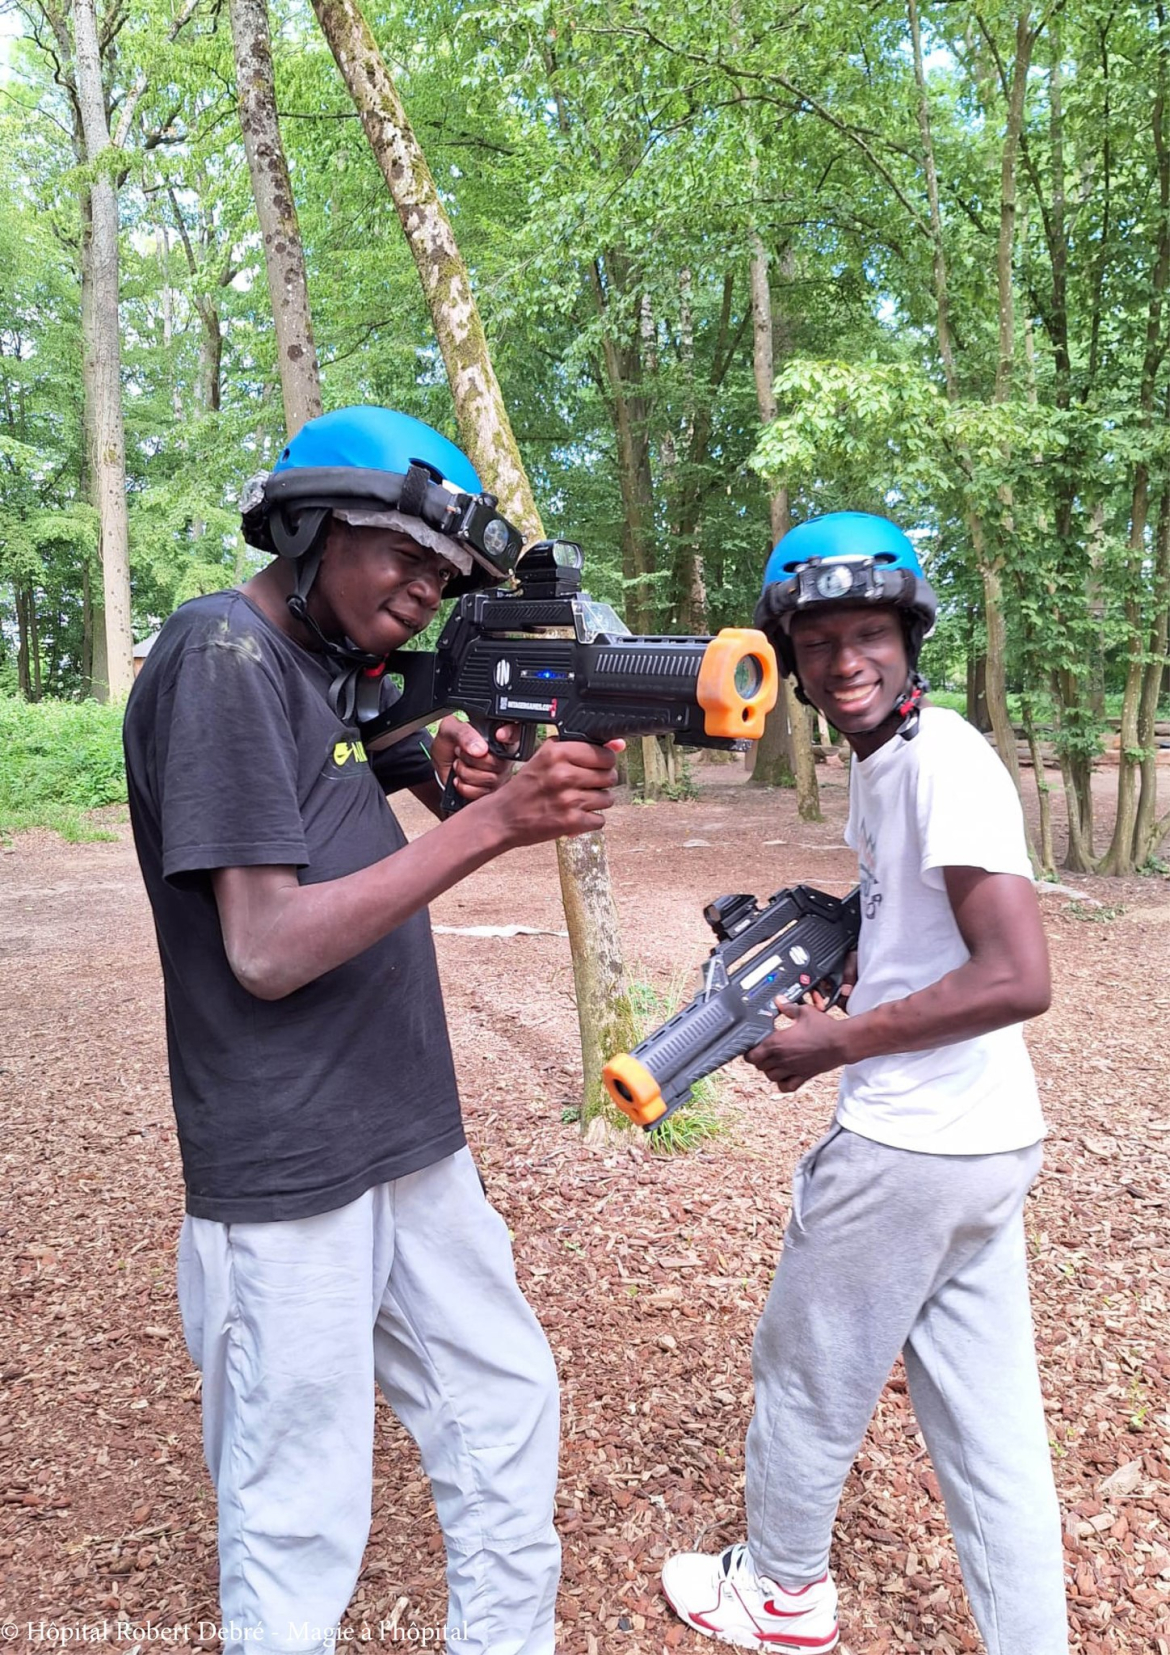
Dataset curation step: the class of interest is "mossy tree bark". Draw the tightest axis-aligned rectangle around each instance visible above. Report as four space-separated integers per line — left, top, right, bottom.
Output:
72 0 133 700
229 0 323 437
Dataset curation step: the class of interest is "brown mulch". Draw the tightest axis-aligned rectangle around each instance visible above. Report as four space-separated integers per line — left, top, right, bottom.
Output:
1 755 1168 1654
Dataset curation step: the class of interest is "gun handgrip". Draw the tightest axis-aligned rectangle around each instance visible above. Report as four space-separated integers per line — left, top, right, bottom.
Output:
439 722 534 817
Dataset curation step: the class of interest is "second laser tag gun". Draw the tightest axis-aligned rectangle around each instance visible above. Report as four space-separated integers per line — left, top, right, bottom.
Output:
603 884 861 1130
356 540 778 807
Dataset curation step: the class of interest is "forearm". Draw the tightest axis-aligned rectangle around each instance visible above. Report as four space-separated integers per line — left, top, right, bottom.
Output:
837 955 1050 1066
219 801 511 999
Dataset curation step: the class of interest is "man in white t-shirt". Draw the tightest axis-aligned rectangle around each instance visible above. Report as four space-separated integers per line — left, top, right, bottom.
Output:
662 514 1067 1655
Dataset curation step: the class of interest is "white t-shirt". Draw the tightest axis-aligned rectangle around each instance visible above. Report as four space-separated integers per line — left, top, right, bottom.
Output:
838 705 1045 1155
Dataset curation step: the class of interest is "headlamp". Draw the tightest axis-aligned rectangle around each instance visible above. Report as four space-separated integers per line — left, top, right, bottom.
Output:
482 517 514 561
795 557 888 608
815 564 856 599
440 490 524 577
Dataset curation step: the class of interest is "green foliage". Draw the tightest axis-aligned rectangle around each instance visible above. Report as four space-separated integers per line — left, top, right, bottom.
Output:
0 697 126 838
1064 901 1127 924
3 0 1170 873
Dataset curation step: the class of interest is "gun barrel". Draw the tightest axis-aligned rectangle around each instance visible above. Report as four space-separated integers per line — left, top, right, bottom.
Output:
358 603 778 755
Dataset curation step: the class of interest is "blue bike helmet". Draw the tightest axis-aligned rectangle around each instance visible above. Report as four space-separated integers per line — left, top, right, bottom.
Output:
240 406 524 604
754 513 938 736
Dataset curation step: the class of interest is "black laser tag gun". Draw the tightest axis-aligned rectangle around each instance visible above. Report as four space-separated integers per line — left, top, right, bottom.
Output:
603 884 861 1131
357 540 778 809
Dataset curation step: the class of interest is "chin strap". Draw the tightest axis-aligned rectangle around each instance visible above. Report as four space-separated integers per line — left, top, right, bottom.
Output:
895 670 929 741
327 660 389 727
284 546 392 724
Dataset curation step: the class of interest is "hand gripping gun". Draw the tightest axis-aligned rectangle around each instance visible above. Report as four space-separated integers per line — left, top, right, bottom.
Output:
356 541 779 810
603 884 861 1130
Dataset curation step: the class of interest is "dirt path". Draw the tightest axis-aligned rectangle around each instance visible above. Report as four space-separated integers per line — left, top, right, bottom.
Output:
1 758 1168 1654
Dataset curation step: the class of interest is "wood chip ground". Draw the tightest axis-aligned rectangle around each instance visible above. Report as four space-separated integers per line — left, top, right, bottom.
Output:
1 758 1167 1653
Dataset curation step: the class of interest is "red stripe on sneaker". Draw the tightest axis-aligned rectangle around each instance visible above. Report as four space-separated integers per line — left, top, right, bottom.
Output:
692 1613 839 1650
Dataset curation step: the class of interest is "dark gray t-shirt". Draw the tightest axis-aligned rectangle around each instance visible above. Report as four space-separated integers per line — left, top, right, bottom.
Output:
123 590 464 1223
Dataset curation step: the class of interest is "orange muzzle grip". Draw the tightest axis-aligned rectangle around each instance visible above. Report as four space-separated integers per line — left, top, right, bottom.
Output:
695 629 779 740
602 1052 668 1129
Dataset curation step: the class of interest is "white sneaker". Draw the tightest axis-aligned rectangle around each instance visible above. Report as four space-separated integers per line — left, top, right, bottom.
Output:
662 1542 839 1651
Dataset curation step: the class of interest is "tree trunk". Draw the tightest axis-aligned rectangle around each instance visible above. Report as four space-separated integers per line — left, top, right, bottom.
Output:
966 649 990 731
15 585 31 699
1019 687 1054 876
29 588 42 701
229 0 323 438
81 556 94 697
748 229 820 818
555 833 641 1134
640 733 670 801
1100 31 1170 875
311 0 542 537
73 0 134 700
749 701 795 790
589 262 656 631
910 0 1033 864
994 13 1033 405
1134 481 1170 865
313 0 637 1128
1050 667 1096 872
671 270 709 633
199 310 225 415
168 185 231 414
671 270 741 635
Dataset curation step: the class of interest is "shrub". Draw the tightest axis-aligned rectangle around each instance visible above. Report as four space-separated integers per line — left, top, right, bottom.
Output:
0 697 126 838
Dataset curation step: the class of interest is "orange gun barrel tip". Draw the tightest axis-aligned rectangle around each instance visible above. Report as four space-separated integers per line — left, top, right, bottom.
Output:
601 1053 667 1128
696 628 779 741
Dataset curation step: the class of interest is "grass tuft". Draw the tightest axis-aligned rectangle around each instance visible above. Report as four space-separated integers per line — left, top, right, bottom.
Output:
626 971 728 1155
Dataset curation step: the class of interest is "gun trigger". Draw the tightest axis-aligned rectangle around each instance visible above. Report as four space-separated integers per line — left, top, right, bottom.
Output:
821 973 845 1011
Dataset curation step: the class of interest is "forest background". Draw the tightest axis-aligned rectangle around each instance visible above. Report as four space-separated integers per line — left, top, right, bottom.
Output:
1 0 1169 878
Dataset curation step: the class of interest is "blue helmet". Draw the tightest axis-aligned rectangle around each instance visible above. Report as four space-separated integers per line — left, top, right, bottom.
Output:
755 512 936 680
241 405 523 598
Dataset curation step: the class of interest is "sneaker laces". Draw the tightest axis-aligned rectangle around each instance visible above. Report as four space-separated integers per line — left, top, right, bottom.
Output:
720 1542 754 1582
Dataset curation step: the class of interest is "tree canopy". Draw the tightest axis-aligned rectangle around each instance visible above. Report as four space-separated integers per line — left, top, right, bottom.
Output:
1 0 1168 870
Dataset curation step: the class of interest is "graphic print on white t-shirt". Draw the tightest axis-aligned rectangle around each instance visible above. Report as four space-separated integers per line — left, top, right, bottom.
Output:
857 816 882 921
838 706 1045 1157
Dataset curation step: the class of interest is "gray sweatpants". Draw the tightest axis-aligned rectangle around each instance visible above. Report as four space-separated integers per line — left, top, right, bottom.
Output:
177 1148 560 1655
745 1125 1068 1655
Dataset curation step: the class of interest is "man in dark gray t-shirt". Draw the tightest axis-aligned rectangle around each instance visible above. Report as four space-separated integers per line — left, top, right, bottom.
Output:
124 407 621 1655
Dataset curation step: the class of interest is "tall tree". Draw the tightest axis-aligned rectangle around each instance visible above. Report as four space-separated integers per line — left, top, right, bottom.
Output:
747 232 820 818
71 0 133 698
309 0 640 1128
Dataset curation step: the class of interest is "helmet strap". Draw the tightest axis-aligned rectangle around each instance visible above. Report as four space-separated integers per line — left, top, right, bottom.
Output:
285 540 387 679
895 670 930 741
327 660 386 727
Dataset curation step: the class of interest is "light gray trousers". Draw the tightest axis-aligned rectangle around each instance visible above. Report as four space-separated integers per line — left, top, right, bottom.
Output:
745 1125 1068 1655
177 1148 560 1655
